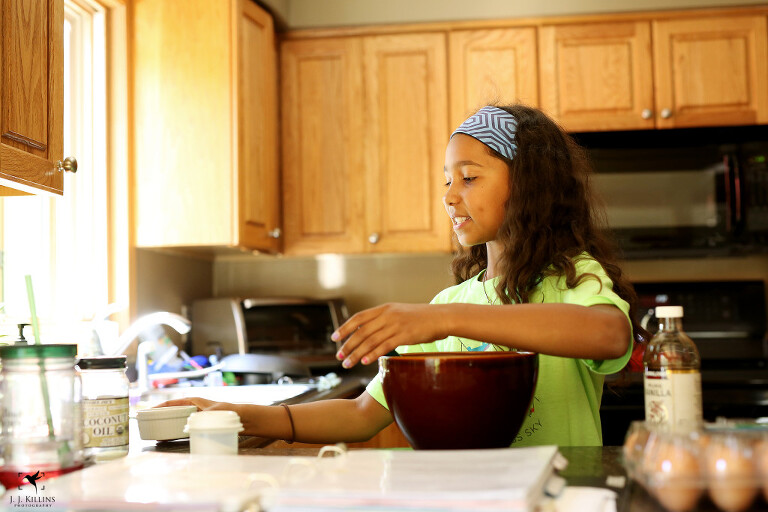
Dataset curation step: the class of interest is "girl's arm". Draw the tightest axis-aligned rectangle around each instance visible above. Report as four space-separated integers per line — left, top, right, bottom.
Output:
158 390 393 443
333 302 630 368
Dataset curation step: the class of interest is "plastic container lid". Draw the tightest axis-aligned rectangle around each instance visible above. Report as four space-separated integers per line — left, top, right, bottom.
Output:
185 411 244 432
0 343 78 359
77 355 127 370
655 305 684 319
136 405 198 421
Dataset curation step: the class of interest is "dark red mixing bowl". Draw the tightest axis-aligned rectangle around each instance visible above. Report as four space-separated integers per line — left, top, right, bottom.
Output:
380 351 538 449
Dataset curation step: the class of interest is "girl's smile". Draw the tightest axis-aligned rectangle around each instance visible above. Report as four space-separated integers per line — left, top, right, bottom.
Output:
443 134 510 247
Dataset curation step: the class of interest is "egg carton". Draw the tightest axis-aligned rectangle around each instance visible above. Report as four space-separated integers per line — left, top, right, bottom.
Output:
622 419 768 512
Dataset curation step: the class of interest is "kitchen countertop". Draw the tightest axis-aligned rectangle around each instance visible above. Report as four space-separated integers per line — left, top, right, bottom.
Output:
131 376 768 512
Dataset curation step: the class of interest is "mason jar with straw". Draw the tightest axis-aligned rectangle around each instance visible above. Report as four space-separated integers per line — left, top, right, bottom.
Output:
0 276 83 489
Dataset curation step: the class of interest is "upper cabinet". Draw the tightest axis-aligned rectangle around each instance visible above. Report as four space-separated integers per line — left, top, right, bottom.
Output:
540 13 768 132
448 27 539 128
133 0 280 252
281 33 451 255
0 0 65 195
653 15 768 129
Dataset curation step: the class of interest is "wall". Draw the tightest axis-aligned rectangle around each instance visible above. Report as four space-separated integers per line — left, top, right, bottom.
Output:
261 0 767 28
213 253 456 314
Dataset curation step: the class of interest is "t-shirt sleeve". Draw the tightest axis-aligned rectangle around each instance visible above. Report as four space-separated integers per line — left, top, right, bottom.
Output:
560 257 633 375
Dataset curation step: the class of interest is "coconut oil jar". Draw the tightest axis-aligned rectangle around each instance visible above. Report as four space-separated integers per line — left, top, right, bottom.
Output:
76 356 129 462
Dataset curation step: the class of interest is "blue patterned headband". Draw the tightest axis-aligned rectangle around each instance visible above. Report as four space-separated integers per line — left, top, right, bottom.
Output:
451 106 518 160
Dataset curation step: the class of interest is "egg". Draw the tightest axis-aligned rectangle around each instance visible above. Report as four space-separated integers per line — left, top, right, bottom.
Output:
645 436 703 512
754 437 768 502
623 423 651 481
705 435 758 512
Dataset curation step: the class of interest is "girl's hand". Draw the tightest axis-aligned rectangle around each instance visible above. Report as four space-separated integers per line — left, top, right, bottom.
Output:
331 303 445 368
155 397 223 411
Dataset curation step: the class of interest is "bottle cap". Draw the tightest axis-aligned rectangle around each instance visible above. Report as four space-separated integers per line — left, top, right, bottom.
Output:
655 305 684 319
184 410 244 432
0 344 77 359
77 355 127 370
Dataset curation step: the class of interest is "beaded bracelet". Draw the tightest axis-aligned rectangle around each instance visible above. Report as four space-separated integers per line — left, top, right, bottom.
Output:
281 403 295 444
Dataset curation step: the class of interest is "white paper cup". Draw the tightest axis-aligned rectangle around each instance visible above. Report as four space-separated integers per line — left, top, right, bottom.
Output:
184 411 244 455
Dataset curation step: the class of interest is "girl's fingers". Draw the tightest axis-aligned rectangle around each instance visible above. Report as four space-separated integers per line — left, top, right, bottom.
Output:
338 315 388 364
341 325 398 367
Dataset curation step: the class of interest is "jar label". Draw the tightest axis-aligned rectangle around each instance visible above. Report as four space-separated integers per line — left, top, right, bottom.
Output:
82 397 129 447
644 369 702 430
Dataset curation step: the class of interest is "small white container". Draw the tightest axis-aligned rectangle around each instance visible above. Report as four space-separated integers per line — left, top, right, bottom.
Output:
184 411 244 455
136 405 197 441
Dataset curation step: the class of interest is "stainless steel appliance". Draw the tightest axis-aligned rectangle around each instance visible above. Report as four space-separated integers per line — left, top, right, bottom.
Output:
600 280 768 445
577 127 768 258
190 297 348 373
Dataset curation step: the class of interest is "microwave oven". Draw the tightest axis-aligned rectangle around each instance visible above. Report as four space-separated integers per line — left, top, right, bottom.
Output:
190 297 348 371
584 133 768 258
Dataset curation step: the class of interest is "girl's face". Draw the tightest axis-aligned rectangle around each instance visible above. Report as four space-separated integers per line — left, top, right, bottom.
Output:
443 134 511 247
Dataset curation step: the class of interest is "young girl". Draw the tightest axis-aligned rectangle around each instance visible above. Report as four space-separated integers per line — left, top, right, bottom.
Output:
161 104 645 447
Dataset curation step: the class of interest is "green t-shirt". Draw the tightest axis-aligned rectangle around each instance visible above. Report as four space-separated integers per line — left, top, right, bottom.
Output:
365 255 633 447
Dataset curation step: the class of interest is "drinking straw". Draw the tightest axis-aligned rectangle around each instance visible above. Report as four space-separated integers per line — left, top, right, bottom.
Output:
24 275 65 461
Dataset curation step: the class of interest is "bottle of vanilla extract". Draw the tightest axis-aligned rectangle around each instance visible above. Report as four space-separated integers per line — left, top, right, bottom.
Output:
643 305 703 431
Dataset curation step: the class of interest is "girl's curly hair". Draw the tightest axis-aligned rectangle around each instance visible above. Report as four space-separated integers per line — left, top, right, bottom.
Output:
451 104 648 346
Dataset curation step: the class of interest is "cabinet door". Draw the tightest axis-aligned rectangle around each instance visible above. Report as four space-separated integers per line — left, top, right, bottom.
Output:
653 15 768 129
363 33 451 253
238 0 280 252
448 27 539 128
0 0 64 195
281 38 366 255
539 22 654 132
133 0 234 247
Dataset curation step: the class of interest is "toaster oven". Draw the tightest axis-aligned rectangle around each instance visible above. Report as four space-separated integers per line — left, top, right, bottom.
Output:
189 297 349 371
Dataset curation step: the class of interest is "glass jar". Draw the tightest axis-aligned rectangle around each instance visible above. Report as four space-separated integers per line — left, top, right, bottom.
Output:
0 344 83 490
76 356 129 462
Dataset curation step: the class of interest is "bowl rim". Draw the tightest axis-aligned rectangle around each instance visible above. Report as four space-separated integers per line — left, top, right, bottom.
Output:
381 350 537 361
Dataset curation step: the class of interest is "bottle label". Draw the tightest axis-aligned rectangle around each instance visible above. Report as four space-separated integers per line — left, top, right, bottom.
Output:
644 369 702 430
82 397 129 448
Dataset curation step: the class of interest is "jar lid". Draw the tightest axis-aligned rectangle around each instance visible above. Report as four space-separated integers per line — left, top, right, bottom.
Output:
655 305 684 319
137 405 198 421
77 355 127 370
0 344 77 359
185 410 244 432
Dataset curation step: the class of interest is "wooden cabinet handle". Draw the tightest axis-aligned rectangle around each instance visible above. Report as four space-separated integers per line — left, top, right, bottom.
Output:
641 109 653 120
368 232 380 244
267 228 281 239
660 108 673 119
56 157 78 173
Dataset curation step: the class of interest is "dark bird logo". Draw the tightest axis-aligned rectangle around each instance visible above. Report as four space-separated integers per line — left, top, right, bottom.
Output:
22 471 45 493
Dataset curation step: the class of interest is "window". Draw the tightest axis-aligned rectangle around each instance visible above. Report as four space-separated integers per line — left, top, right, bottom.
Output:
0 0 126 345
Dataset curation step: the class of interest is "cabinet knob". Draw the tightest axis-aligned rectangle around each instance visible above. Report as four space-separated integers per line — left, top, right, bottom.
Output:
56 157 78 173
368 232 380 244
641 109 653 120
267 228 281 239
660 108 673 119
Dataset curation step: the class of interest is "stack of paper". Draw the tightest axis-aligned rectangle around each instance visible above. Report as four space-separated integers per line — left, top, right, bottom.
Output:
7 446 562 511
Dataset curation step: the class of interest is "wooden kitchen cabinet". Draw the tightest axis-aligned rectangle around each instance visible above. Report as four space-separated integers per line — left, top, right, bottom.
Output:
539 21 656 132
540 14 768 132
0 0 65 195
281 33 452 255
653 15 768 129
448 27 540 128
133 0 280 252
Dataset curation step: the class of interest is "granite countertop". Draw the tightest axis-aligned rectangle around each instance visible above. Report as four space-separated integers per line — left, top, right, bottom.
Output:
130 376 768 512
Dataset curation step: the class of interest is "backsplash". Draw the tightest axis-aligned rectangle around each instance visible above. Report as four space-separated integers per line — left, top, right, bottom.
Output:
213 253 456 314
